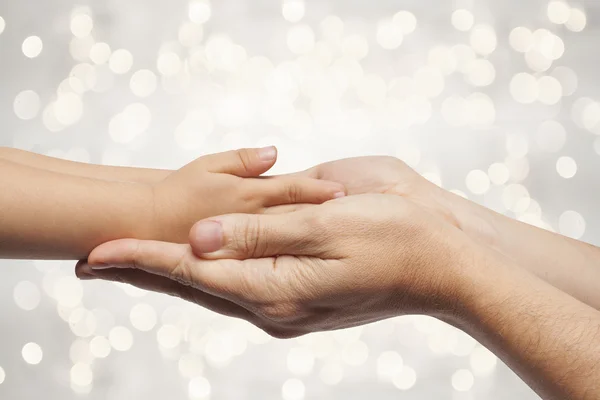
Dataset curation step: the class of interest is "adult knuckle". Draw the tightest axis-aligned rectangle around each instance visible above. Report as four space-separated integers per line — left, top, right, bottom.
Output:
167 253 192 286
285 181 302 203
259 303 299 323
233 216 263 257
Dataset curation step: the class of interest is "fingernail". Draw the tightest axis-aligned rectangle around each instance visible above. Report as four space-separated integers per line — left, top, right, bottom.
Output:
258 146 277 161
76 263 97 280
192 220 224 253
333 191 346 199
89 263 114 270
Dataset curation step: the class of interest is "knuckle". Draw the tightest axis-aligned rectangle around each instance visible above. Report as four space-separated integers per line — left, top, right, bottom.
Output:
232 216 263 257
305 211 330 232
167 253 193 286
285 181 302 203
236 149 253 172
258 303 300 323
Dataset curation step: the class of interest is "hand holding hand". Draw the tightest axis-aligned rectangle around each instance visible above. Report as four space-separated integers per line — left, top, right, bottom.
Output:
77 194 477 338
150 147 346 242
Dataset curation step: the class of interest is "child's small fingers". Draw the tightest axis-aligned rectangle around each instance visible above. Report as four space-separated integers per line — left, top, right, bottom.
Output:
256 177 346 206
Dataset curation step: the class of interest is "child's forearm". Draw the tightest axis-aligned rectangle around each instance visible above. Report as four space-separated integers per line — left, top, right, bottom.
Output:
0 147 170 183
0 159 155 260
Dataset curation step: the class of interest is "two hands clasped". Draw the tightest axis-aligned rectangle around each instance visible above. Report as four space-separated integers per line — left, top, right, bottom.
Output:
3 146 600 399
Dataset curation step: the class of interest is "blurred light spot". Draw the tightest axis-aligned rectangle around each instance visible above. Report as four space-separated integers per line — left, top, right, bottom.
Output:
22 342 43 365
282 0 305 23
566 8 586 32
157 324 182 349
89 336 111 358
488 163 510 185
466 59 495 87
71 363 93 386
452 369 474 391
54 276 83 307
466 170 490 195
109 49 133 74
470 345 498 376
510 72 538 104
22 36 43 58
13 90 41 120
288 25 315 54
130 69 157 97
282 378 305 400
392 366 417 390
428 46 457 76
581 101 600 131
509 27 533 53
70 14 93 38
130 303 157 332
559 210 586 239
109 326 133 351
189 376 211 399
13 281 41 311
537 75 562 104
547 1 571 24
393 11 417 35
556 156 577 178
157 52 182 76
342 35 369 60
0 16 5 35
503 184 530 212
89 42 111 64
69 308 97 338
470 24 497 55
321 15 344 43
451 9 473 31
0 366 4 384
377 18 403 49
377 351 403 382
189 0 211 24
178 22 204 47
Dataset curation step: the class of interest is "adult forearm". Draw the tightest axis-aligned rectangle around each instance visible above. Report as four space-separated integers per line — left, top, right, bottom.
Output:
0 159 154 260
445 190 600 310
0 147 170 183
455 255 600 400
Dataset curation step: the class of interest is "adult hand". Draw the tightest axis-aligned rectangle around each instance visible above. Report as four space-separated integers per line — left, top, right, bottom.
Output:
291 156 497 248
77 194 475 338
151 147 345 242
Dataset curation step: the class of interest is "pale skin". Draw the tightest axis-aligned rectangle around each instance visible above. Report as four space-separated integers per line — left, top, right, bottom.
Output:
77 157 600 400
0 147 345 259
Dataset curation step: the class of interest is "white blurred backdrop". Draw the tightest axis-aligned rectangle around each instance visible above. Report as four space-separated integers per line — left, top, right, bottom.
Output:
1 0 599 398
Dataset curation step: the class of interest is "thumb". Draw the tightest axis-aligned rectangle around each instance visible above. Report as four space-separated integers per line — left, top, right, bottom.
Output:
189 210 328 260
202 146 278 177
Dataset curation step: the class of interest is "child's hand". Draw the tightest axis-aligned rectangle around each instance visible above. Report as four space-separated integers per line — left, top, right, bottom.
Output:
151 147 346 242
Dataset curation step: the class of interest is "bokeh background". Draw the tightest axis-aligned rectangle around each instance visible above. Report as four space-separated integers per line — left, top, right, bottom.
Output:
1 0 598 398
